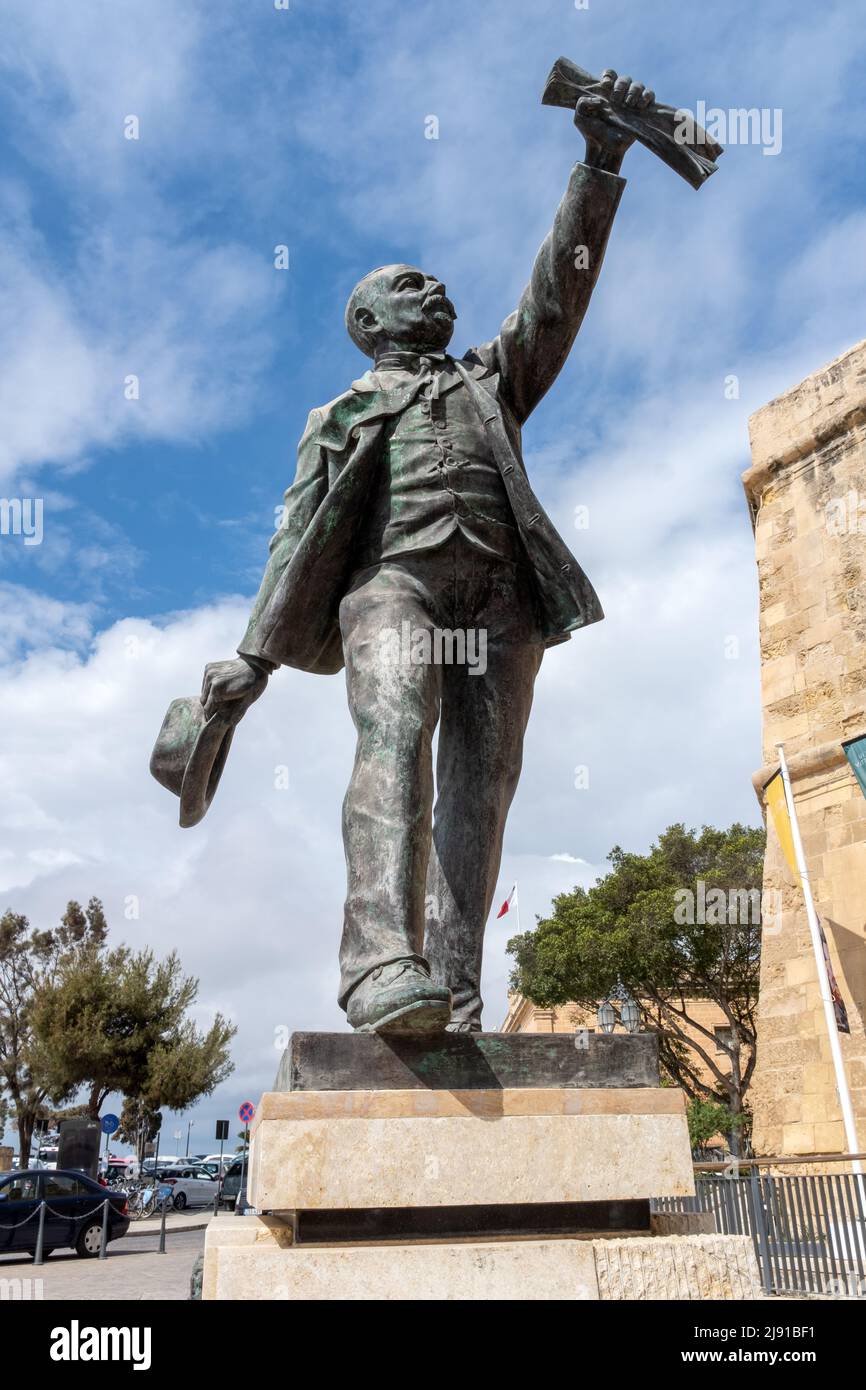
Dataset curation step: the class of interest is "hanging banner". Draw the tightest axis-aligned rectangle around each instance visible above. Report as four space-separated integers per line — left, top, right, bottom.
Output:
818 918 850 1034
763 768 799 878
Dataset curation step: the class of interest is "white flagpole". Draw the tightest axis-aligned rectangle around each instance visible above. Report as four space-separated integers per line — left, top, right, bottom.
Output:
514 884 520 934
777 743 863 1176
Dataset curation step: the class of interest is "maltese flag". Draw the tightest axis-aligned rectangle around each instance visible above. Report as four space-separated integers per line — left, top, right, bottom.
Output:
496 884 519 922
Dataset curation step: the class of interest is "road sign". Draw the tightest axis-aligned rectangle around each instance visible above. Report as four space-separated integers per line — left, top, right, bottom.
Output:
239 1101 256 1125
215 1120 230 1141
100 1113 120 1136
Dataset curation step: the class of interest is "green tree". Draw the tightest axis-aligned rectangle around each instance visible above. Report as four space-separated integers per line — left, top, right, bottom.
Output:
687 1097 748 1156
117 1096 163 1165
508 823 765 1153
0 900 107 1167
29 930 236 1123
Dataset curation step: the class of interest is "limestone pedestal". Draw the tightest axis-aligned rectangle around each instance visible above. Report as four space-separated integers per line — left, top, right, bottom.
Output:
203 1216 760 1301
204 1033 760 1299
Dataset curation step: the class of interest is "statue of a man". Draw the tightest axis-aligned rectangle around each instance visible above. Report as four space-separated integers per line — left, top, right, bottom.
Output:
195 73 655 1035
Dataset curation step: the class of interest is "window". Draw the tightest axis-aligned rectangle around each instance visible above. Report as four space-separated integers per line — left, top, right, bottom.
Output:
714 1026 733 1055
0 1175 39 1202
43 1173 87 1197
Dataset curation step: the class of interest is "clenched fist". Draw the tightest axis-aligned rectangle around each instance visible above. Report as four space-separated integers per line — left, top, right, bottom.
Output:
201 658 268 720
574 69 655 176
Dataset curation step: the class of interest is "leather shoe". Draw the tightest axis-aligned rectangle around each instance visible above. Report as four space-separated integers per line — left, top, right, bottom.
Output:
347 960 451 1034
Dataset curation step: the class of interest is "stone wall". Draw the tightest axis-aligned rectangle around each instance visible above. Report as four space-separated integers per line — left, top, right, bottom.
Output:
744 339 866 1157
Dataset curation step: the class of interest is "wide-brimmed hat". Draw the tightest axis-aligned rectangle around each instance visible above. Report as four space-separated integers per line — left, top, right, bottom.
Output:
150 696 239 828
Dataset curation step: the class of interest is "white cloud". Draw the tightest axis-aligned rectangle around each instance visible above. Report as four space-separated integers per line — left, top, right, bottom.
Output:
0 3 284 492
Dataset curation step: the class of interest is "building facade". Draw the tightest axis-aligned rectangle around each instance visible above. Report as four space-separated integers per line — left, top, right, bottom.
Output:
745 339 866 1158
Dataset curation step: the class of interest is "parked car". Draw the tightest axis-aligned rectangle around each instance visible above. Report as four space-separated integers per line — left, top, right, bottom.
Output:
99 1156 139 1180
141 1155 182 1174
0 1169 129 1258
33 1145 59 1171
219 1158 245 1211
156 1165 220 1210
198 1154 233 1178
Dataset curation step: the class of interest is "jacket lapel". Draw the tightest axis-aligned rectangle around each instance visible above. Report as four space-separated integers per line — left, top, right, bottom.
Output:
309 373 428 453
311 352 502 453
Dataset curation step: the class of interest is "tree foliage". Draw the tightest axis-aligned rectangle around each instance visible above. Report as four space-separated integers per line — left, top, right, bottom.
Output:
1 898 236 1162
508 823 765 1147
687 1097 748 1156
29 933 236 1120
0 899 107 1166
117 1096 163 1164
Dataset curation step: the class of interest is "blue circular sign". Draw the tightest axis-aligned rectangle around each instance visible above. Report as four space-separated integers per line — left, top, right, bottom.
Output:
101 1113 120 1135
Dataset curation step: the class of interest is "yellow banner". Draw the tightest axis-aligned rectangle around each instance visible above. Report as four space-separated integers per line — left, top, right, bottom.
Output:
764 769 799 879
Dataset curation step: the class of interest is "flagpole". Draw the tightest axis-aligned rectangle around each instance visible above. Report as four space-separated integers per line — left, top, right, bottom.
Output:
514 884 520 935
777 743 863 1177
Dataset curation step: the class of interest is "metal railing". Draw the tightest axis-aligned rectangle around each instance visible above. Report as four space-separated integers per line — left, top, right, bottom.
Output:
652 1158 866 1296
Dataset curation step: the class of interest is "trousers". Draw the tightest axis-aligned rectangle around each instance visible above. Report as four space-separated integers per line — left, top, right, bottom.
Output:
337 533 544 1025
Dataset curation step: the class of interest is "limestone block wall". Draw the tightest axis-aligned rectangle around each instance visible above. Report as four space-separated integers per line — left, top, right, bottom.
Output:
744 339 866 1157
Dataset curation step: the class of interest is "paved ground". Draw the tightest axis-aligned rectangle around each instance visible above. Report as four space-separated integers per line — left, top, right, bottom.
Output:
128 1209 212 1237
0 1227 206 1300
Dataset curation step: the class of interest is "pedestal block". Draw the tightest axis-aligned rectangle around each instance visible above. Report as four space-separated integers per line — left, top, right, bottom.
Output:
203 1217 762 1302
247 1086 693 1213
277 1030 659 1091
204 1033 758 1300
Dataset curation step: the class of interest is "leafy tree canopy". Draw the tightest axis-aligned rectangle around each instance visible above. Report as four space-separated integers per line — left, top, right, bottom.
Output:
508 823 765 1145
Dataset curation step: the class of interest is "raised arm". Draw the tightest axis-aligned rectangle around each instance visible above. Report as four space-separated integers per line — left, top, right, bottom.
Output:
492 71 654 424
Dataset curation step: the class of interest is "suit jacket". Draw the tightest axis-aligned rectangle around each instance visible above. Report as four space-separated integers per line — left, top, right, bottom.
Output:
238 161 625 676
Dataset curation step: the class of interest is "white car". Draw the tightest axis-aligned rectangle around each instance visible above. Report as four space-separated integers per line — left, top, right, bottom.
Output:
200 1153 234 1175
158 1165 220 1209
141 1154 183 1173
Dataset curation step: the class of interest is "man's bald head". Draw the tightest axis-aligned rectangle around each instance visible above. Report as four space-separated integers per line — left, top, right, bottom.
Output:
345 264 456 359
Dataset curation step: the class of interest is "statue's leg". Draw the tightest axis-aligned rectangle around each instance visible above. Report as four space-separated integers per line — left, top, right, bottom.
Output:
337 561 448 1026
424 559 543 1029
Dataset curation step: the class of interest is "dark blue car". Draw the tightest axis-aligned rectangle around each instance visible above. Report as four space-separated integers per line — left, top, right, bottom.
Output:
0 1169 130 1259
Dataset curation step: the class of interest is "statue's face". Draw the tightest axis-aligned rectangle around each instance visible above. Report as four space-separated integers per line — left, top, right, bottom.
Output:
353 265 456 354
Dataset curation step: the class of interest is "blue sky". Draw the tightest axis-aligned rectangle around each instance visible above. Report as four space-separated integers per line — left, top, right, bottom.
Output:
1 0 865 1149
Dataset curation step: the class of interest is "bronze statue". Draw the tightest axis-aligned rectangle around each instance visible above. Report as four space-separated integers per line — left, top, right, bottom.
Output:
152 66 720 1036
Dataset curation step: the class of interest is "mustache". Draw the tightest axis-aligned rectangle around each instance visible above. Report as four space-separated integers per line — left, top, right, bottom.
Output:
423 292 456 318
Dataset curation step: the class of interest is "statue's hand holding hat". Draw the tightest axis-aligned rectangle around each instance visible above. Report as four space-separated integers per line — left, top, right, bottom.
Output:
150 657 268 828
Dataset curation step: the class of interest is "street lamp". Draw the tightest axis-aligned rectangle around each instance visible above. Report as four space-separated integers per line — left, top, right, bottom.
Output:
620 993 642 1033
597 998 616 1033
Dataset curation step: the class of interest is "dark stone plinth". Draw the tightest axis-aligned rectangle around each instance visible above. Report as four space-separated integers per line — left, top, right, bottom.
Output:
275 1031 658 1092
295 1199 650 1244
